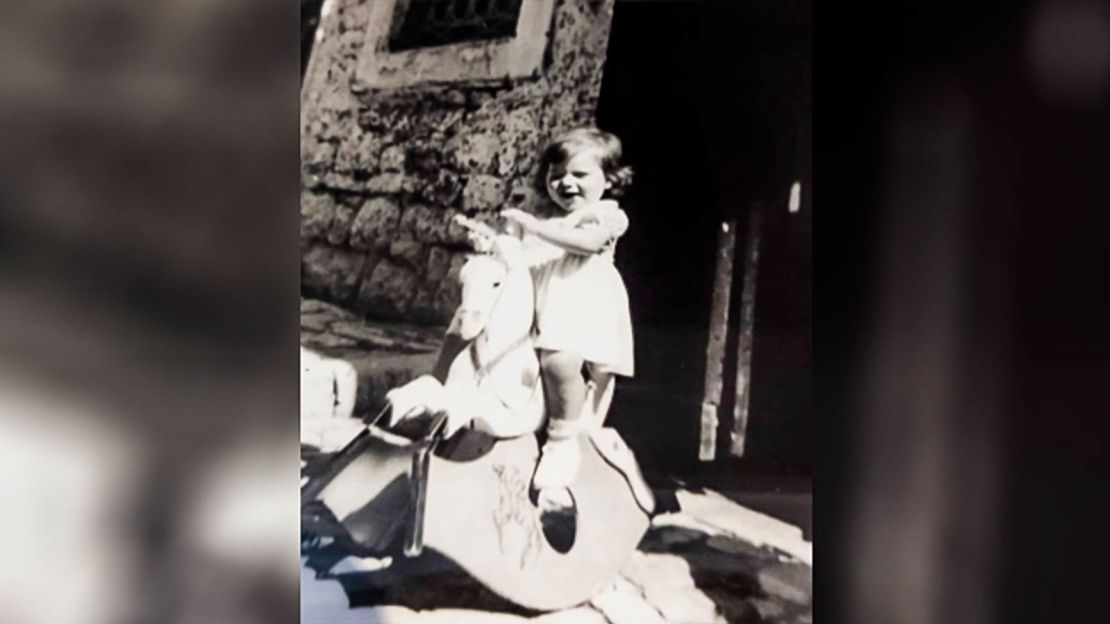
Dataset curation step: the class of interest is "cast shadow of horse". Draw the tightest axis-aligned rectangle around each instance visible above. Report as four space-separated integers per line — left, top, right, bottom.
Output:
303 520 811 623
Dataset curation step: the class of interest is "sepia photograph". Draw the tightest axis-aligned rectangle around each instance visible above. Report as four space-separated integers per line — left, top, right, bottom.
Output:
298 0 812 622
8 0 1110 623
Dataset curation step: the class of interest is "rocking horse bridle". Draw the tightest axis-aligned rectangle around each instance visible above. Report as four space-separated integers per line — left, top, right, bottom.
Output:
463 251 543 417
467 331 542 417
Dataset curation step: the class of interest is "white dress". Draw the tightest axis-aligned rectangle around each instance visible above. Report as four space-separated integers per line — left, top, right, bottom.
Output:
523 200 635 378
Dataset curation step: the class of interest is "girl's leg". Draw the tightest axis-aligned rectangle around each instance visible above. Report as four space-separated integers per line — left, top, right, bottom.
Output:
533 349 587 489
540 349 587 427
582 363 615 430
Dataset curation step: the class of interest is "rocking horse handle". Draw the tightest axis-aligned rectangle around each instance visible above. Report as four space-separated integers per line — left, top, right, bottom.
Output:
404 411 448 557
301 403 392 502
453 214 495 235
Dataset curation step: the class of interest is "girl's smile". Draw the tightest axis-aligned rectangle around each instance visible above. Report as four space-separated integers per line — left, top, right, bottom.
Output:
546 150 611 212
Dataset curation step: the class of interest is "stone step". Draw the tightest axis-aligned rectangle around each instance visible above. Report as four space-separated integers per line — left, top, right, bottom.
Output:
671 489 812 566
301 298 443 420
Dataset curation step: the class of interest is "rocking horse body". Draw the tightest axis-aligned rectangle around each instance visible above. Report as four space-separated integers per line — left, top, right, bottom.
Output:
303 235 653 611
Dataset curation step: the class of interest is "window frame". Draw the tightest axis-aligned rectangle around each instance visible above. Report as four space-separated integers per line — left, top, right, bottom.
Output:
355 0 556 89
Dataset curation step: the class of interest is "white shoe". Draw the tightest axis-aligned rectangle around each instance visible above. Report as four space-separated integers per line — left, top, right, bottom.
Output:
532 435 582 491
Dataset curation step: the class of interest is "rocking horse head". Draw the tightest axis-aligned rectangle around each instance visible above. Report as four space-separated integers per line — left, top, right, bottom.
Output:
451 253 511 341
450 218 534 343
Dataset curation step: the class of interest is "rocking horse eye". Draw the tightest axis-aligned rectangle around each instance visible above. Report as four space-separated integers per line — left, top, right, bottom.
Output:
492 281 502 288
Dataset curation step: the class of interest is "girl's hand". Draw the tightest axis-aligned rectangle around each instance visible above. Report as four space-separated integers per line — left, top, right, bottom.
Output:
500 209 537 231
466 229 494 253
453 214 496 252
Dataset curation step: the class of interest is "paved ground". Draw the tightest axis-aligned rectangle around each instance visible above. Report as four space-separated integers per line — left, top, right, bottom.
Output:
301 299 812 623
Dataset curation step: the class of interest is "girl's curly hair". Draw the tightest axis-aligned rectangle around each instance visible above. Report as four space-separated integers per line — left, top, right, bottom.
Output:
534 127 635 200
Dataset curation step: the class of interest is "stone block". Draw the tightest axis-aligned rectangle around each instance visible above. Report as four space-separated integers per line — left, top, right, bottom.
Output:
433 252 468 311
405 144 443 174
300 332 358 351
301 298 357 319
334 131 381 173
442 210 472 245
302 137 338 174
327 205 356 246
301 192 337 241
447 132 500 172
301 245 367 303
350 197 402 252
355 258 418 319
328 326 446 413
300 313 331 333
328 321 438 353
502 107 542 156
358 107 409 134
408 283 444 325
436 89 467 107
424 246 454 283
496 140 519 177
424 107 466 134
421 169 463 207
400 204 472 248
379 144 406 172
365 172 406 194
462 174 506 212
399 202 445 243
389 238 428 270
319 170 365 193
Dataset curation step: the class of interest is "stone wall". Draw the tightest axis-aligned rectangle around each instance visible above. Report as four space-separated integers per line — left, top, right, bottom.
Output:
300 0 616 324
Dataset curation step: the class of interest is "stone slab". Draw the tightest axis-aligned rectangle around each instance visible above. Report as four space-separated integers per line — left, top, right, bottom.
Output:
676 489 812 565
641 586 722 624
589 577 666 624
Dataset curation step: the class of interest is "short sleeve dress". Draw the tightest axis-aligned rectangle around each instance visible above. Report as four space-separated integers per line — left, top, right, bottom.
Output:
525 200 635 378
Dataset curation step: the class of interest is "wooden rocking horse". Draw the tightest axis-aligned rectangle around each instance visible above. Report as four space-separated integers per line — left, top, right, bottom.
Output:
301 222 654 612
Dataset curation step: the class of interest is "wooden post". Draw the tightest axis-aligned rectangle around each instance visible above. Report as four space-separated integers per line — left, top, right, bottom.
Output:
731 206 763 457
700 220 737 461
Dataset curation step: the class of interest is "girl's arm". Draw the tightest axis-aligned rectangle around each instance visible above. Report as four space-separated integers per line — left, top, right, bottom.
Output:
502 209 609 255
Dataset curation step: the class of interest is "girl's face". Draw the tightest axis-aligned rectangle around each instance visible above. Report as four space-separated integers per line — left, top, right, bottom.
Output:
545 149 610 212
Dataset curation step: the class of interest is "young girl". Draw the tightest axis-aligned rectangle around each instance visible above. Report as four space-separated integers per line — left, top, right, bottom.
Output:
500 127 635 490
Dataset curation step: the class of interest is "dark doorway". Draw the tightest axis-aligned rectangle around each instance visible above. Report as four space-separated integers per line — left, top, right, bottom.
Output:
598 0 811 479
302 0 326 81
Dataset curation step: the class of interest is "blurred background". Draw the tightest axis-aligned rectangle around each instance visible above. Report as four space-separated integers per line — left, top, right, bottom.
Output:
0 1 300 623
1 0 1109 623
819 1 1110 623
